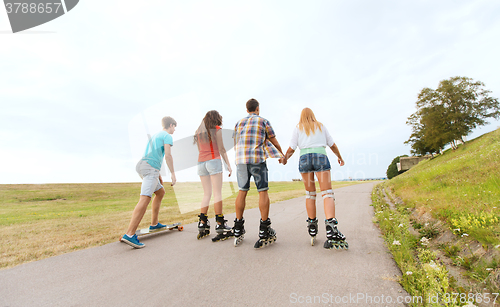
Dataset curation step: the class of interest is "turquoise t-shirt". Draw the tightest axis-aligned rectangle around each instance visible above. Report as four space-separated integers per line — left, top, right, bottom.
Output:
142 131 173 170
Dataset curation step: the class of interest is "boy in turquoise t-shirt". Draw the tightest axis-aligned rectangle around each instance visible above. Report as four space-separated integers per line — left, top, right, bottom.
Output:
121 116 177 248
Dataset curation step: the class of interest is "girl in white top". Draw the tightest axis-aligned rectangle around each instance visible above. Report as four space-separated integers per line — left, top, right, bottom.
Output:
281 108 347 249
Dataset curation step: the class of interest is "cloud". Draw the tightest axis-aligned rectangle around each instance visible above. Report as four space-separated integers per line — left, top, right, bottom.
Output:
1 0 499 183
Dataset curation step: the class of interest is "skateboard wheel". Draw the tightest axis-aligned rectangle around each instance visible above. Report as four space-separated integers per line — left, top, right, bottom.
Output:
178 226 184 231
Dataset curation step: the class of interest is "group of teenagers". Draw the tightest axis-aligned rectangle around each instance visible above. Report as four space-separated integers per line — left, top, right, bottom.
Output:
121 98 347 249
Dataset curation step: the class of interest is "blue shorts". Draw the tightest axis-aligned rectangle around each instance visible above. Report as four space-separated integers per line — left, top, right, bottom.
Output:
236 162 269 192
299 153 331 173
136 160 163 197
197 159 223 176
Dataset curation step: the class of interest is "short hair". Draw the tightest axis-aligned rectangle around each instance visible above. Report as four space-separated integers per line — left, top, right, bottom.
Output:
162 116 177 128
246 98 259 112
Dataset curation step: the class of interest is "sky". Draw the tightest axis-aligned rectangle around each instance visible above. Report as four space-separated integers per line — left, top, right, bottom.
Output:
1 0 500 184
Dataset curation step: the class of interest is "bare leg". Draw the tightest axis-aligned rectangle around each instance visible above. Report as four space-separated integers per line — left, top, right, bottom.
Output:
126 195 152 236
235 190 247 220
199 175 212 215
317 170 335 219
150 188 165 226
211 173 223 217
301 172 316 219
259 190 270 221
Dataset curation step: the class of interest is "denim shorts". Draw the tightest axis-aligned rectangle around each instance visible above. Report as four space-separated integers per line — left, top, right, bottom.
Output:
299 153 331 173
197 159 223 176
136 160 164 197
236 162 269 192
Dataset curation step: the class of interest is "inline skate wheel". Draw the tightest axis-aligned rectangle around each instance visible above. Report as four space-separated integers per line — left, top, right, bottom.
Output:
234 236 244 247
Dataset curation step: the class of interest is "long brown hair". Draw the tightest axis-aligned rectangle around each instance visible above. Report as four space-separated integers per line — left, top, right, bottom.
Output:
193 110 222 144
297 108 322 136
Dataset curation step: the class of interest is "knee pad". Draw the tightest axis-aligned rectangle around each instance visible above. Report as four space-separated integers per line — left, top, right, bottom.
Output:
321 189 335 200
305 191 317 200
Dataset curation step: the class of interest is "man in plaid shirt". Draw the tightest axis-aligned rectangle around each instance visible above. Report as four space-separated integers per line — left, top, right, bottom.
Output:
232 98 284 248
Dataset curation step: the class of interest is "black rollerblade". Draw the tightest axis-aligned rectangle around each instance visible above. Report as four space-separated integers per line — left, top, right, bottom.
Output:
233 218 245 246
307 217 318 246
233 218 245 247
323 218 348 250
197 213 210 239
254 218 277 249
212 214 234 242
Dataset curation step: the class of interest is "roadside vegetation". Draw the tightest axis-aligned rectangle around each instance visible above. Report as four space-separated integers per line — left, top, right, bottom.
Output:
386 155 408 179
373 128 500 306
0 180 359 269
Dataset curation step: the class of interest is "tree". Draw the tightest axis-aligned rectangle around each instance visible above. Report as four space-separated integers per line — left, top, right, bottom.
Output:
386 155 408 179
406 76 500 152
405 105 447 155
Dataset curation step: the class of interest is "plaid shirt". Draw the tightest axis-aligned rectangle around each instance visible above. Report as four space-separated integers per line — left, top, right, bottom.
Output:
233 114 282 165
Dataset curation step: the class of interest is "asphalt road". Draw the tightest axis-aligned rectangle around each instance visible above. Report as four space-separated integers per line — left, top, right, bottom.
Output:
0 182 409 306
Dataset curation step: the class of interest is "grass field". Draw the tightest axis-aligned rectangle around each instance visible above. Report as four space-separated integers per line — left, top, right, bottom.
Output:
389 128 500 246
373 128 500 304
0 180 360 269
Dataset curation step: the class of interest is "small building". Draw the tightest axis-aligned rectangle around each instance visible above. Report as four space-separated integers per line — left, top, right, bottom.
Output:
397 156 431 172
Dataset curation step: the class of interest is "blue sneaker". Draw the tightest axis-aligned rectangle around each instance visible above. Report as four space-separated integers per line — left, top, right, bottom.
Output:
149 223 167 231
120 234 145 248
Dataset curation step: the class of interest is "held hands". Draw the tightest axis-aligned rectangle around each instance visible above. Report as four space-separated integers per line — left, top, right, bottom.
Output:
279 157 288 165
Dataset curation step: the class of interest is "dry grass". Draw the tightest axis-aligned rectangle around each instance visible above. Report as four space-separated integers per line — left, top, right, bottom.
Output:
0 181 359 269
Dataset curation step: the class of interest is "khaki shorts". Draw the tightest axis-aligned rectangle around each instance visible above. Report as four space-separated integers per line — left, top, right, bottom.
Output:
136 160 163 197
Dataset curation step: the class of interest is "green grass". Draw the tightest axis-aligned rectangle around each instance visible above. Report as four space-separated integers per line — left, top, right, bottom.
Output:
388 128 500 246
0 180 359 269
373 128 500 304
0 183 140 225
372 185 452 306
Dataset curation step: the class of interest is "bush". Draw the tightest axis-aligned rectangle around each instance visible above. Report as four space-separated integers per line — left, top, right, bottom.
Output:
386 155 408 179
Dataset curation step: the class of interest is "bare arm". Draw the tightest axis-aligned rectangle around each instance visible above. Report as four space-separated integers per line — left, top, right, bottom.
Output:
216 130 232 177
164 144 176 185
329 143 345 166
280 147 295 165
284 147 295 159
268 136 284 156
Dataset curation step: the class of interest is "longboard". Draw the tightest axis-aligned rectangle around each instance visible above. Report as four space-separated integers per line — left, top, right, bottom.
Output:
135 222 183 236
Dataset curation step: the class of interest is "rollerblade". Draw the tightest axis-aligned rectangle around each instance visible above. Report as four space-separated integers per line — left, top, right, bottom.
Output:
254 218 277 249
197 213 210 239
212 214 234 242
323 218 348 250
233 218 245 247
307 217 318 246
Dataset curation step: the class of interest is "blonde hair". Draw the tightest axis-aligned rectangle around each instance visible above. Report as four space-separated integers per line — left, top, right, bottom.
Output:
298 108 322 136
